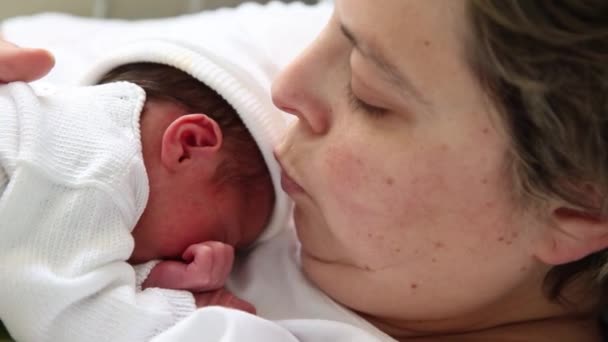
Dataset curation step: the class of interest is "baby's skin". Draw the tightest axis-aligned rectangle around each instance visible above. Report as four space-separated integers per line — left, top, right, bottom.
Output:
142 241 255 313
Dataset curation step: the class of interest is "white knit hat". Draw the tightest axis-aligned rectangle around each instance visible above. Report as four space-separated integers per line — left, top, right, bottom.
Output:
80 38 291 244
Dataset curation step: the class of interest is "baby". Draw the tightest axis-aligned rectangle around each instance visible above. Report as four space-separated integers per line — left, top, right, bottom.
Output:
104 62 270 312
0 39 289 342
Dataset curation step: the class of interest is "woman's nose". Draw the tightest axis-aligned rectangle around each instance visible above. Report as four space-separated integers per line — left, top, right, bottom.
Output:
271 48 330 135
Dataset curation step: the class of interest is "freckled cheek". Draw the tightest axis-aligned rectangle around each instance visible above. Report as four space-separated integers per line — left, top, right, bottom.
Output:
322 145 365 189
316 137 509 224
319 143 394 213
319 142 431 213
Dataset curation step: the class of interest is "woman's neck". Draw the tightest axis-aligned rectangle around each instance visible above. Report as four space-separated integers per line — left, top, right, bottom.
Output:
365 314 599 342
359 272 600 341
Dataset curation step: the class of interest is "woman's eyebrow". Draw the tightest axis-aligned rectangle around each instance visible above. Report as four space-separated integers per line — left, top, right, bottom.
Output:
340 24 432 108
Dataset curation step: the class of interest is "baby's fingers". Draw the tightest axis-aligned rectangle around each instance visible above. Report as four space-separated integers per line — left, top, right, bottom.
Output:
209 245 234 288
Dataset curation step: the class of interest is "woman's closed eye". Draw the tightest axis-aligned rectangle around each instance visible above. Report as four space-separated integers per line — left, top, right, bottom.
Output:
346 82 388 118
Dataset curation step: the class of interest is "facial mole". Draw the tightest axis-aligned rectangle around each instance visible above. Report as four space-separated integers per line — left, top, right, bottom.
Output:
498 235 513 245
434 241 444 249
385 177 395 186
411 283 418 289
423 40 431 47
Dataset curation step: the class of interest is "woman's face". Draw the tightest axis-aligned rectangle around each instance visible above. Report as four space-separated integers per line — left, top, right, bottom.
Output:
273 0 546 331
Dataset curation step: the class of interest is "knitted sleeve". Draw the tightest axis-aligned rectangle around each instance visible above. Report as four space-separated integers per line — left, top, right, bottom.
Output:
0 84 16 197
0 167 196 342
0 83 197 342
133 260 162 291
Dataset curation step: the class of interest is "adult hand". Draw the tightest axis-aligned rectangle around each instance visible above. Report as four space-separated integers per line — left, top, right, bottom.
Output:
0 37 54 83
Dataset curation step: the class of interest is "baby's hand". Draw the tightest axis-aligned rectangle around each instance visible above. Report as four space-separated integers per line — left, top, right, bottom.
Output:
194 287 256 314
142 241 234 292
181 241 235 292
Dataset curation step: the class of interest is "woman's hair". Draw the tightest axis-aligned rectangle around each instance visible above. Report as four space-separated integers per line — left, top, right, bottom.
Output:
465 0 608 302
99 62 272 190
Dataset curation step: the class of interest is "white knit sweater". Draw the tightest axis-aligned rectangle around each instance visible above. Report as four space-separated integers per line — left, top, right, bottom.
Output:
0 81 196 342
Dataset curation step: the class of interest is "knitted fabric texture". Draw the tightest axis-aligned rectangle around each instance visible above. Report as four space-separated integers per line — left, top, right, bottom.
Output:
0 82 197 342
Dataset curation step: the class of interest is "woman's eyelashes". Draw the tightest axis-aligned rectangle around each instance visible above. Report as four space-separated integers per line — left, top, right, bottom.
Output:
346 82 388 117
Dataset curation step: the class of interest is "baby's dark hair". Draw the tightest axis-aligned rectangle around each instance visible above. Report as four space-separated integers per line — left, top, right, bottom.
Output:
99 62 272 191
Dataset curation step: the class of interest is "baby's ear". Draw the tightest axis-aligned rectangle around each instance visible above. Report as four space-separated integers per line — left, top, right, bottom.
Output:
160 113 224 172
534 206 608 265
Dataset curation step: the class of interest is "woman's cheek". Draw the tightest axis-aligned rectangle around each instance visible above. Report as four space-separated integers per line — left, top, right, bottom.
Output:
321 141 387 212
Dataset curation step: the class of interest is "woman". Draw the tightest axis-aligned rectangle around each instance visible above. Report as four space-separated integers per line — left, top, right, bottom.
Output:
3 0 607 341
272 0 607 340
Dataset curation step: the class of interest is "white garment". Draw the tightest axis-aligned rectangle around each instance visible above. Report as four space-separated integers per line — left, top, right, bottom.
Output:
0 82 196 342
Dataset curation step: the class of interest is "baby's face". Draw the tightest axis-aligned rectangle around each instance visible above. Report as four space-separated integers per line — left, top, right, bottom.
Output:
132 166 274 263
130 100 275 263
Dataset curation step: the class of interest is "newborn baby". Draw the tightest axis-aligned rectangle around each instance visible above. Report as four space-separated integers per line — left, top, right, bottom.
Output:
0 39 289 342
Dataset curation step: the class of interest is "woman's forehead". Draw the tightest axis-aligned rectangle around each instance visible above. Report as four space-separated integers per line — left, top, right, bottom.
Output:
334 0 470 80
334 0 467 40
335 0 488 120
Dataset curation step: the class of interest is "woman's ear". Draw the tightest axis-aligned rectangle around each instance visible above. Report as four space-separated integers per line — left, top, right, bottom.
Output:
160 113 224 172
534 206 608 265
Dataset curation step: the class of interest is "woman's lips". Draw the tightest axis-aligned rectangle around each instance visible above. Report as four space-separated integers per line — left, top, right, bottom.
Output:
274 150 305 195
280 170 304 194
